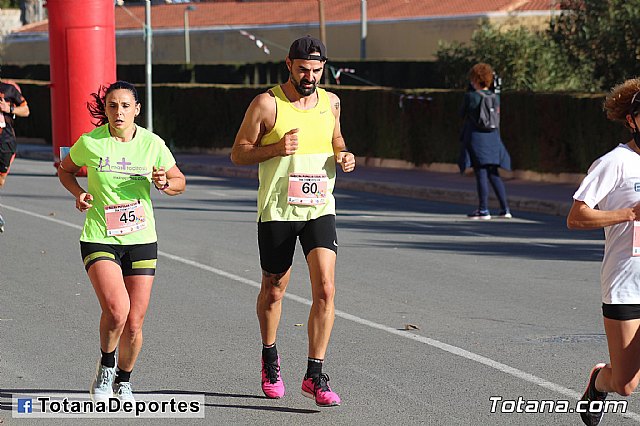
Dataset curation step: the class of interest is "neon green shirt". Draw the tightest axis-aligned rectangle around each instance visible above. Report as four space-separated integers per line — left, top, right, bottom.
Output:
69 124 176 244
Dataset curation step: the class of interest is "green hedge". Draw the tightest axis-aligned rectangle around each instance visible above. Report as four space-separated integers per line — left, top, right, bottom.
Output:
14 81 52 143
3 62 445 88
15 82 628 174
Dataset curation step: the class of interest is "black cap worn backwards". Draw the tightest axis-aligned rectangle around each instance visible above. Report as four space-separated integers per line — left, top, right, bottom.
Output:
288 35 327 61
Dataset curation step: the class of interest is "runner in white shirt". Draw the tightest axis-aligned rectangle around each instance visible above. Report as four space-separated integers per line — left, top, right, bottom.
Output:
568 78 640 426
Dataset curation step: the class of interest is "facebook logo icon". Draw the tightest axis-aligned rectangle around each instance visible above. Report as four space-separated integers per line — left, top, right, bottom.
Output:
17 398 32 413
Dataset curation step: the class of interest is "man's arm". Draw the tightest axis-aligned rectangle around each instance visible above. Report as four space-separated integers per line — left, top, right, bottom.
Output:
327 92 355 173
231 92 298 166
3 85 29 117
11 101 29 118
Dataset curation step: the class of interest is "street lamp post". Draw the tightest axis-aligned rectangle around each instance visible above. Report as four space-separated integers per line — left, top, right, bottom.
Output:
184 5 196 65
145 0 153 131
360 0 367 60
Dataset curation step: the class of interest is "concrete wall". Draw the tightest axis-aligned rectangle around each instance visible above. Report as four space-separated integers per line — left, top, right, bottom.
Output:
0 11 553 65
0 9 21 36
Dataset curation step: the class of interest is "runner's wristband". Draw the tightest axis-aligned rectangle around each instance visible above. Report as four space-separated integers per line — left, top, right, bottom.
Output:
155 182 170 191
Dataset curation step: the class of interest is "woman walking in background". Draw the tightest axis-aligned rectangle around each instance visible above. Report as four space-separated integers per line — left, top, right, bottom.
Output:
459 62 512 220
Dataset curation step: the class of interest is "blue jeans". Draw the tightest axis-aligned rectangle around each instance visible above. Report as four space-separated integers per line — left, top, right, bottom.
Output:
473 165 509 212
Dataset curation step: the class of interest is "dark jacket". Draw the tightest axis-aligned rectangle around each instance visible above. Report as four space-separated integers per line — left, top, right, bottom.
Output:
458 90 511 173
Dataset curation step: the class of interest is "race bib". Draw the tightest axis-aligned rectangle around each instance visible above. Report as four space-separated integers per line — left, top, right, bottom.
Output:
634 221 640 256
287 173 328 205
104 200 147 237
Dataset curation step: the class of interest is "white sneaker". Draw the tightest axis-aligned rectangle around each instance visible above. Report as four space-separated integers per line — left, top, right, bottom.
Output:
90 360 115 402
114 381 135 403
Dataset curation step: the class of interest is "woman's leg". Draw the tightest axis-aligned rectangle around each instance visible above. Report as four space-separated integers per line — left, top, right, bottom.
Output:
486 165 509 212
473 166 490 212
87 260 130 400
117 275 154 373
595 318 640 396
87 260 131 353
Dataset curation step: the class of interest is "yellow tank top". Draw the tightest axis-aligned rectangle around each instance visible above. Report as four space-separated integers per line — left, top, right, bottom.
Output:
257 85 336 222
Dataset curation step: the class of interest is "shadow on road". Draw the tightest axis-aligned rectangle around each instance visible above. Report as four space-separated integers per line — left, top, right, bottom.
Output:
0 388 320 414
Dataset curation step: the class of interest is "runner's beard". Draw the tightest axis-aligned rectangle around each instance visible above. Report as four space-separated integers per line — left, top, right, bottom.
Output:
291 74 317 96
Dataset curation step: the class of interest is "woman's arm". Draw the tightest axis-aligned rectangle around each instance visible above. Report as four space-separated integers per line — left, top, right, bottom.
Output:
57 155 93 212
567 200 637 230
152 164 186 196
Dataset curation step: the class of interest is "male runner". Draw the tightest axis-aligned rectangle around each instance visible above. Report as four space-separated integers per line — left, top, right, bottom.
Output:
0 78 30 232
231 35 355 407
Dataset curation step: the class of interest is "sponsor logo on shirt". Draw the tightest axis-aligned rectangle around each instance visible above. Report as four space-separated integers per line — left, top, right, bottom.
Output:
97 157 150 176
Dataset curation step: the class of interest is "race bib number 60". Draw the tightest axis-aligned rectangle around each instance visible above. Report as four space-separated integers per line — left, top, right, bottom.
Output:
287 173 328 205
104 200 147 237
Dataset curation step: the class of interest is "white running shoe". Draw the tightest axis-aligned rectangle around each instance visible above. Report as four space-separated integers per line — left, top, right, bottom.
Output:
114 381 135 403
90 360 115 402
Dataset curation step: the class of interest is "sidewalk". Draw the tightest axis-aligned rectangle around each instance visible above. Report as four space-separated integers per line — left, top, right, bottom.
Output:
17 143 578 216
173 152 577 216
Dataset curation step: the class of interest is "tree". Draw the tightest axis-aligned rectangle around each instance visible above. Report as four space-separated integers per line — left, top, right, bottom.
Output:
436 21 591 92
0 0 20 8
550 0 640 90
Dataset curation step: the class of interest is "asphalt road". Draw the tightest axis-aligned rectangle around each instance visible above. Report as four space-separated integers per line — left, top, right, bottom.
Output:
0 158 637 425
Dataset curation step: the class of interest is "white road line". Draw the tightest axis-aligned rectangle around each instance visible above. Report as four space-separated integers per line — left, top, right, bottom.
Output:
6 202 639 422
1 203 83 230
460 230 488 238
205 190 228 197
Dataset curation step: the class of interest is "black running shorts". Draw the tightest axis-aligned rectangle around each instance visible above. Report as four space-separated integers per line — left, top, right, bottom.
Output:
80 242 158 276
258 214 338 274
0 145 16 174
602 303 640 321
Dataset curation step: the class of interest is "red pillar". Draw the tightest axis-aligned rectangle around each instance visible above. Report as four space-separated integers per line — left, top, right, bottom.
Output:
47 0 116 172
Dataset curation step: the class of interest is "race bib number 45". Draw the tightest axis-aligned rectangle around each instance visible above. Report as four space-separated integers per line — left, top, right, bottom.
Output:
288 173 328 205
104 200 147 237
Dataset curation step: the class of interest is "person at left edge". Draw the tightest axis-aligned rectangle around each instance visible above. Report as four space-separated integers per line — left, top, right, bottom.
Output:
57 81 186 403
0 78 30 232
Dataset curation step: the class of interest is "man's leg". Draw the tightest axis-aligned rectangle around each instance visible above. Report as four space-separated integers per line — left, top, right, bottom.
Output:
256 220 297 398
301 247 341 406
306 248 336 360
257 268 292 347
0 151 15 232
0 172 5 232
256 268 291 399
0 151 16 188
